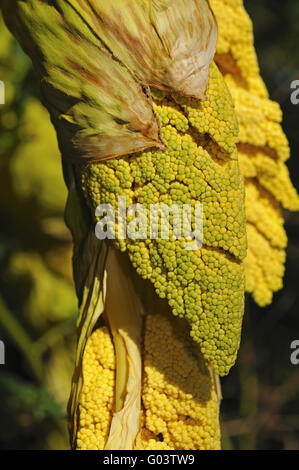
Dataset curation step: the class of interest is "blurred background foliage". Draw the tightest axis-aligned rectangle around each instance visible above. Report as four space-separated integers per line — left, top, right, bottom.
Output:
0 13 77 449
0 0 298 450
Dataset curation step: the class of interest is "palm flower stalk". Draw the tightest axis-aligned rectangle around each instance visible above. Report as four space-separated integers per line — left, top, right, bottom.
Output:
210 0 299 306
2 0 297 451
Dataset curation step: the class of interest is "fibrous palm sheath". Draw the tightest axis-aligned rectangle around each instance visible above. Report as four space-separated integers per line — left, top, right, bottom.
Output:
2 0 298 451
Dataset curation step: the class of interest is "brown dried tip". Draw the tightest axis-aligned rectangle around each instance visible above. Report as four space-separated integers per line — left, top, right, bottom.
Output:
2 0 217 162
